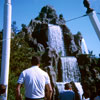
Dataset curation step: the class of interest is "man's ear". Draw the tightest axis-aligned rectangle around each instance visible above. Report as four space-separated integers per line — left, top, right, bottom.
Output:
69 88 72 90
37 64 40 66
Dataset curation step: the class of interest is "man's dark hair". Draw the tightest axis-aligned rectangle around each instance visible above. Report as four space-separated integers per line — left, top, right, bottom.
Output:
65 83 72 90
31 56 40 65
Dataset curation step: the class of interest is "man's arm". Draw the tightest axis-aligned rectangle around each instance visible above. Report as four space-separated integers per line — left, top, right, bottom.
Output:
45 83 53 100
16 83 23 100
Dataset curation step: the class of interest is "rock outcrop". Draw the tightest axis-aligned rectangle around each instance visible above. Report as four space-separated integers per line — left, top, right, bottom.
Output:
35 5 66 25
20 5 82 56
64 32 82 56
77 54 100 99
15 5 100 100
41 47 59 100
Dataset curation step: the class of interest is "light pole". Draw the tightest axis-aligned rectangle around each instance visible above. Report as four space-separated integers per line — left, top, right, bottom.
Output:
88 11 100 41
83 0 100 41
82 38 89 54
0 0 12 99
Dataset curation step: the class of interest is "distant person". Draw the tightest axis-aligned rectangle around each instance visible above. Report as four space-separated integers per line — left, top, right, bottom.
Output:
59 83 75 100
94 89 100 100
0 84 6 95
16 56 52 100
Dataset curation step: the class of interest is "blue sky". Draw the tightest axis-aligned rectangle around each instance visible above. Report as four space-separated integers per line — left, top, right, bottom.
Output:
0 0 100 57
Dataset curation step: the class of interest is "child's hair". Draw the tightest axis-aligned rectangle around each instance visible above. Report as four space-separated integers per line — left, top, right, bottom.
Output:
65 83 72 90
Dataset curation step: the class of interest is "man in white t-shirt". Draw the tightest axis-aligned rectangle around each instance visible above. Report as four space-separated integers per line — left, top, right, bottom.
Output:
16 56 52 100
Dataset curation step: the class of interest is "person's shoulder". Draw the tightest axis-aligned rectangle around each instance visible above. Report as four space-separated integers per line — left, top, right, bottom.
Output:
94 96 100 100
71 90 74 93
68 90 75 94
59 91 65 94
40 68 48 75
22 67 32 73
38 67 47 73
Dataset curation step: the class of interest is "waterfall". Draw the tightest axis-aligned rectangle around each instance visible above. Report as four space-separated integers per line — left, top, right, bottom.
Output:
81 38 89 54
56 57 90 100
61 57 81 82
48 24 66 56
75 82 83 100
75 82 90 100
56 82 65 93
56 82 90 100
47 24 88 100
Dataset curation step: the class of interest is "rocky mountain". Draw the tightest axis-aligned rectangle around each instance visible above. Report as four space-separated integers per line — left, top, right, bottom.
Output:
16 5 100 100
20 5 82 56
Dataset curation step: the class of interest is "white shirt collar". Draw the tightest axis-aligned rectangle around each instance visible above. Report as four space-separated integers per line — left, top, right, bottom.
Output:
32 65 39 68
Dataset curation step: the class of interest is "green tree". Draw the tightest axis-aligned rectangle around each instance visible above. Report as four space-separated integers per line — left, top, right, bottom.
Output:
11 21 18 34
8 33 43 100
21 24 26 31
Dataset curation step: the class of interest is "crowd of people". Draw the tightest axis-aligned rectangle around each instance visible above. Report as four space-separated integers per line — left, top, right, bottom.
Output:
0 56 100 100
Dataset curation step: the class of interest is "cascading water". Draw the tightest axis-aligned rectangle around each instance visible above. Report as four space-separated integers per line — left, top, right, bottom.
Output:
75 83 90 100
47 24 89 100
57 56 89 100
75 82 83 100
81 38 89 54
61 57 81 82
48 24 66 56
56 82 90 100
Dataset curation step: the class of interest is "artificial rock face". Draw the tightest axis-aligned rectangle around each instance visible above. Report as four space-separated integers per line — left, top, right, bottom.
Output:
18 5 100 100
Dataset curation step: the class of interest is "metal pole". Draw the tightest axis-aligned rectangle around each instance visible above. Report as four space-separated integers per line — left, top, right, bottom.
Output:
88 11 100 41
82 38 89 54
0 0 12 99
83 0 100 41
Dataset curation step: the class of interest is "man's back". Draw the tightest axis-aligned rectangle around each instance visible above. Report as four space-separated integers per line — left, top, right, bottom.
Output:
17 66 50 99
59 90 75 100
16 56 53 100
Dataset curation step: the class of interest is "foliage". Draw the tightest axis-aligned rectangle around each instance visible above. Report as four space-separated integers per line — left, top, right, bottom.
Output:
76 31 81 35
88 50 95 58
11 21 18 34
58 51 62 57
21 24 27 31
8 34 36 100
59 14 63 19
0 32 43 100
